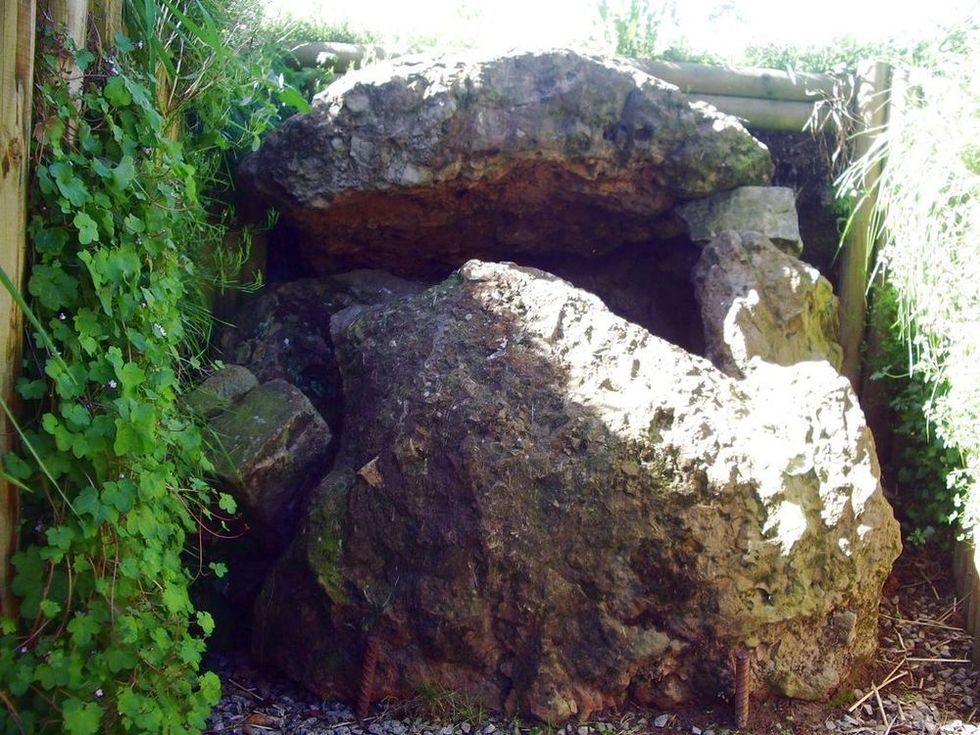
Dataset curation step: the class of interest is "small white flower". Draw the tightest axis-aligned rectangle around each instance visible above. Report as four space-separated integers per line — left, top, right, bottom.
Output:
153 323 167 337
94 688 104 699
58 313 66 321
19 646 27 654
107 379 118 389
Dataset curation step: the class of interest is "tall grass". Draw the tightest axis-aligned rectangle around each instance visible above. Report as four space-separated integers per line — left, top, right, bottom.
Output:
838 19 980 530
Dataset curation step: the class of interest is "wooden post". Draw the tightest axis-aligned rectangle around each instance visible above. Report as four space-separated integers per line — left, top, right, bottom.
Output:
90 0 122 47
1 0 38 619
838 60 890 390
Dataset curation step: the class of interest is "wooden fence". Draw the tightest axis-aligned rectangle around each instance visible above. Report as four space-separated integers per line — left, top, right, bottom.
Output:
1 0 38 620
0 0 121 619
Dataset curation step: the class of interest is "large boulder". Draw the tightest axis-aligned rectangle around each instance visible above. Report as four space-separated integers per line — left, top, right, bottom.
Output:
677 186 803 256
218 271 425 426
252 260 900 723
238 50 772 276
208 378 332 548
693 230 843 378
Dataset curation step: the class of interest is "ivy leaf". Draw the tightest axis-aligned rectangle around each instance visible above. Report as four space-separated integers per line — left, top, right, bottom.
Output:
111 155 136 191
106 646 137 673
45 525 74 555
74 486 105 521
33 224 69 255
3 452 32 480
217 493 237 514
75 50 96 71
103 76 131 106
177 637 204 665
73 211 99 244
161 584 189 614
44 117 66 146
74 308 102 354
103 479 136 513
62 401 92 429
39 598 62 618
114 33 134 53
16 377 47 400
90 158 111 179
62 698 102 735
279 86 311 113
124 214 145 233
48 161 89 207
67 614 100 646
106 247 141 283
29 264 78 311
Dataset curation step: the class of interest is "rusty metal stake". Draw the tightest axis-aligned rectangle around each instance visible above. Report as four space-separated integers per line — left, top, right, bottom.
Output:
734 648 751 729
357 635 381 719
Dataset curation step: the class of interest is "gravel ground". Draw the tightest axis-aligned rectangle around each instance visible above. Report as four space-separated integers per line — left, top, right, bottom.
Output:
205 549 979 735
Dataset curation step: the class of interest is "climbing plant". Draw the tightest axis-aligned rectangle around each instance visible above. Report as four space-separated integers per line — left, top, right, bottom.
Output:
837 19 980 540
0 2 306 730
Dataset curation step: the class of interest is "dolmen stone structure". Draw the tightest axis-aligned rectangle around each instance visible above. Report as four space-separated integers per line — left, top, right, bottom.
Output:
212 49 901 724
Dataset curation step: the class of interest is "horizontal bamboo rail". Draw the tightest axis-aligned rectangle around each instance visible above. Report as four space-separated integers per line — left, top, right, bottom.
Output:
631 58 836 100
687 94 819 131
287 42 841 131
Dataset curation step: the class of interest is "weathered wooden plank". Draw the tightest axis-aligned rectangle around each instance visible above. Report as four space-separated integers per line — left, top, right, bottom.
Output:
0 0 38 619
838 60 890 390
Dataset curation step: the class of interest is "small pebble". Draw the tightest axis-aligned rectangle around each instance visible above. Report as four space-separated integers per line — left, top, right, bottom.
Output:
654 715 669 728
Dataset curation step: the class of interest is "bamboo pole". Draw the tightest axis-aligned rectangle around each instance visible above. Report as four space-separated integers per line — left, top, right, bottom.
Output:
689 93 819 131
838 60 891 390
287 42 396 73
0 0 38 620
632 59 838 101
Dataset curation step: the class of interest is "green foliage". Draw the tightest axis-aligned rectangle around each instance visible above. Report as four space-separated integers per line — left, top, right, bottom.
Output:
413 682 487 725
0 0 306 727
743 37 906 73
249 11 380 102
867 282 967 545
0 38 219 732
838 19 980 535
258 14 378 47
598 0 672 58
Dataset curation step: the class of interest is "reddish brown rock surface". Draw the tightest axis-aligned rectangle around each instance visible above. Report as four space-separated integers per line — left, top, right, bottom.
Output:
252 261 900 724
238 50 772 276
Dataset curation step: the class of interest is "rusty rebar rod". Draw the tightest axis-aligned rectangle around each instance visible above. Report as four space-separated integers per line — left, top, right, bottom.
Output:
357 635 381 718
734 648 751 729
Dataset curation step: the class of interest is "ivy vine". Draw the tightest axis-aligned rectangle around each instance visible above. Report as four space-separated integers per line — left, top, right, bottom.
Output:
0 22 296 731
